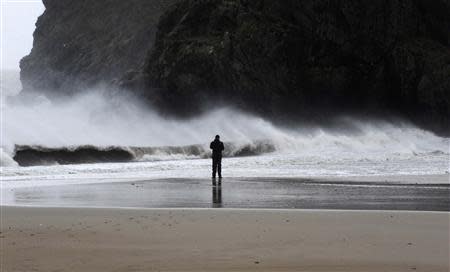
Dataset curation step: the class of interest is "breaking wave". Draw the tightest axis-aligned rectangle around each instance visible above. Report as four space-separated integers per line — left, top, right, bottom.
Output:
12 141 276 166
1 71 449 169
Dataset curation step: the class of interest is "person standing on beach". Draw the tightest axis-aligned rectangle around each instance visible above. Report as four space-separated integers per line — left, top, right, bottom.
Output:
210 135 224 179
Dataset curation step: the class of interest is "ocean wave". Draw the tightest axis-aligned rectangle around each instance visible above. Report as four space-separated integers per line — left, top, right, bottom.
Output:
11 141 276 166
1 147 19 167
2 77 448 169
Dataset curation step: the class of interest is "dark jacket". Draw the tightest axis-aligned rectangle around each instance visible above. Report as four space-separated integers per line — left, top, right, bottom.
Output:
210 140 224 158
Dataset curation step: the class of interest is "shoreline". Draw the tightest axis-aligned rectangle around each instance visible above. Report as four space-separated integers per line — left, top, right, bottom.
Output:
3 203 448 216
2 204 450 215
2 174 449 187
322 174 449 184
2 205 449 213
2 175 449 211
1 206 449 272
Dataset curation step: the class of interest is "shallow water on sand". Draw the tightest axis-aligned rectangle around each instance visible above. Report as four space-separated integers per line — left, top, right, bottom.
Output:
2 178 448 211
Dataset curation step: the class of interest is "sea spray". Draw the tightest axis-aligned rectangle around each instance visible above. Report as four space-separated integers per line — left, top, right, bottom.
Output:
1 71 449 167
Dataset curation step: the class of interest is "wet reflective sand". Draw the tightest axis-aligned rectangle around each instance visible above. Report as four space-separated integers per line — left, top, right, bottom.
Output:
2 178 449 211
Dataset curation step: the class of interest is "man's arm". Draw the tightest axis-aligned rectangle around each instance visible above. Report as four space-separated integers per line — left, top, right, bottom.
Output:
210 142 214 150
220 142 224 151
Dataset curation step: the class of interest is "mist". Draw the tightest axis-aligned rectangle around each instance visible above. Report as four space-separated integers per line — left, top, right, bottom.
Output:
1 70 448 169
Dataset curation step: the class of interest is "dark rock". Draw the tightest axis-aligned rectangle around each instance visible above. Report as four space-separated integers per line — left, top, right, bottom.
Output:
20 0 176 96
20 0 450 135
143 0 450 134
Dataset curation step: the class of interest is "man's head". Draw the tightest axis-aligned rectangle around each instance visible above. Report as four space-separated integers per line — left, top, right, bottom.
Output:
215 135 220 140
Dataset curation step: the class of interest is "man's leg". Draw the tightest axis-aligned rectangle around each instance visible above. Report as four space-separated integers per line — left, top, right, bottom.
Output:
218 157 222 178
212 158 217 178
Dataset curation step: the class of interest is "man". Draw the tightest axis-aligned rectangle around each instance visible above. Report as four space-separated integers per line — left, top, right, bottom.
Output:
210 135 224 178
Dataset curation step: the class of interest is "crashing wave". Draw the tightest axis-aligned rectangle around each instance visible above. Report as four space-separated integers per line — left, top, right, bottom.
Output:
12 141 276 166
1 147 19 167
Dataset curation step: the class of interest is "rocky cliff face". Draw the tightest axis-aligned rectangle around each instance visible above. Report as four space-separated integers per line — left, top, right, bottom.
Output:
20 0 175 95
21 0 450 135
143 0 450 133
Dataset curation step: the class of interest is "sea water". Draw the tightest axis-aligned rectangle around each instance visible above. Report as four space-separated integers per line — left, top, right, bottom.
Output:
1 70 449 188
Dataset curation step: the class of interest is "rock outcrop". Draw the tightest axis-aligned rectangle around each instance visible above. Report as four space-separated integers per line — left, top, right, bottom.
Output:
143 0 450 134
20 0 450 135
20 0 175 95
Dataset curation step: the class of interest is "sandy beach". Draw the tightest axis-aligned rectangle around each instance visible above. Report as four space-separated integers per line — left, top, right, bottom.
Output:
1 206 448 272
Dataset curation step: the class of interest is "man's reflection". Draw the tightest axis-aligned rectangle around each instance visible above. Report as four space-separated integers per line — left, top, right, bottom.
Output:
212 178 222 208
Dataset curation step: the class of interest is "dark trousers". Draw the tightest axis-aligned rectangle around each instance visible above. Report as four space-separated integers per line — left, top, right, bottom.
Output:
212 156 222 178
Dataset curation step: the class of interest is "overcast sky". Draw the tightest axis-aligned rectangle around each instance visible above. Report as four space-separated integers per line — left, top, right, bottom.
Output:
1 0 45 70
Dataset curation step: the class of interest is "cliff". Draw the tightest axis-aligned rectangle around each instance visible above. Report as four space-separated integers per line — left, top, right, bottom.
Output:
20 0 450 135
20 0 175 95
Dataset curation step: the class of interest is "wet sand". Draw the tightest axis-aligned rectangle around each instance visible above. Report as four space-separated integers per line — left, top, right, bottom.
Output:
1 206 448 272
326 174 449 184
2 176 448 271
2 177 449 211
